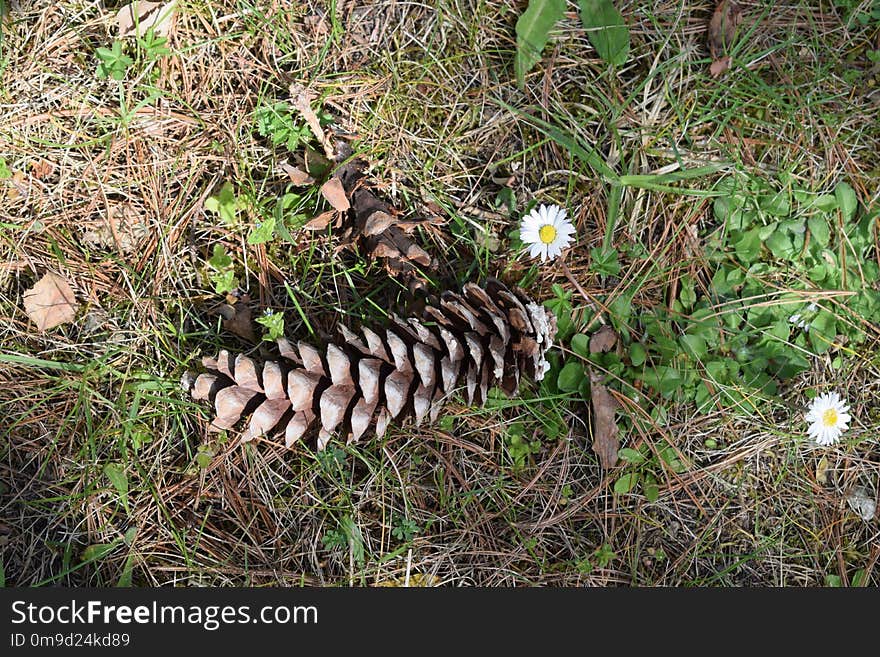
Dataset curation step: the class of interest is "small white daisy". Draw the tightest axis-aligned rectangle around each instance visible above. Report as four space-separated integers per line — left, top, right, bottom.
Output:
519 204 575 262
789 303 817 332
804 391 851 446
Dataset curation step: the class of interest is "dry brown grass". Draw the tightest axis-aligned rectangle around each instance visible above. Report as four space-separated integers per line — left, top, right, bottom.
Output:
1 0 878 587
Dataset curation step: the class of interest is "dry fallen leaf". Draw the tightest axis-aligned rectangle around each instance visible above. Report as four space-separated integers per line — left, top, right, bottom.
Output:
589 370 619 469
815 455 830 485
280 162 314 186
117 1 177 37
5 170 28 201
708 1 742 77
708 0 742 57
589 324 618 354
81 202 148 254
303 210 336 231
218 296 256 343
320 177 350 212
303 14 329 37
31 159 54 180
709 55 732 78
23 271 79 331
290 84 335 160
846 487 876 521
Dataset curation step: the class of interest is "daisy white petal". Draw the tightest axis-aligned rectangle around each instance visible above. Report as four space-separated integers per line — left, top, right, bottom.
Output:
518 203 576 263
804 391 852 446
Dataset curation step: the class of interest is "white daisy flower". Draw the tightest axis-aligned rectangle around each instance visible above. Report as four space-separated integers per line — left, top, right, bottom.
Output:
804 391 851 446
789 303 818 332
519 204 575 262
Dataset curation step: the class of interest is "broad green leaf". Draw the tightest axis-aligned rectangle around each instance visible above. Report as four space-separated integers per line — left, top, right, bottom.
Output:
618 447 646 465
680 334 707 361
629 342 646 366
705 360 726 381
210 269 237 295
711 267 732 295
834 182 857 221
545 301 575 342
767 319 791 342
807 263 827 283
808 215 831 247
195 444 213 469
679 276 696 309
825 574 842 587
514 0 566 88
733 228 761 264
571 333 591 358
658 368 683 397
727 267 745 286
758 222 779 241
340 515 365 567
643 481 659 503
116 555 134 587
81 543 119 563
247 215 276 244
590 246 621 276
808 194 838 212
760 191 790 217
208 244 232 269
765 230 796 260
607 293 632 332
205 182 239 225
713 195 733 221
613 472 639 494
852 569 866 587
809 310 836 353
642 366 683 398
557 361 585 392
577 0 630 67
103 463 129 515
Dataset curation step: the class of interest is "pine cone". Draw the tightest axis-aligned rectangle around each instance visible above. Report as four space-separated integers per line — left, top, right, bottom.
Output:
183 279 556 450
326 152 442 294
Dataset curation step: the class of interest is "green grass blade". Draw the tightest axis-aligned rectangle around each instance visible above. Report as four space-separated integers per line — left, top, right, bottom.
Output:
497 99 619 181
0 352 86 372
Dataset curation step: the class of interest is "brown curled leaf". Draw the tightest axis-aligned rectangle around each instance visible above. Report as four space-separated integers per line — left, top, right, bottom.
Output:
708 1 742 77
589 370 619 469
320 177 350 212
280 162 314 186
23 272 79 331
708 1 742 58
220 295 257 343
589 325 618 354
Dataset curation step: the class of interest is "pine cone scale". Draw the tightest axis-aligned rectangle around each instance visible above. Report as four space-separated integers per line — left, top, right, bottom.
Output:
186 279 556 448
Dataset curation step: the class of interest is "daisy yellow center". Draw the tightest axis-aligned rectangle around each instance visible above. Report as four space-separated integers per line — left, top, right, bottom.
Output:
538 224 557 245
821 408 838 427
